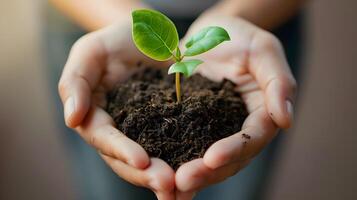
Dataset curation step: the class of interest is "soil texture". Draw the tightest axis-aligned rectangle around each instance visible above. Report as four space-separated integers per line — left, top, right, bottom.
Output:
106 67 248 170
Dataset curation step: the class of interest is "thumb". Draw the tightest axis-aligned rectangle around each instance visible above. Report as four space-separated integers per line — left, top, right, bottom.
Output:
58 33 107 127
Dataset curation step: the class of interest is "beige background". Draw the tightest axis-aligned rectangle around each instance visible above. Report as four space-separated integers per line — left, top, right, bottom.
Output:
266 1 357 199
0 0 76 199
0 0 356 199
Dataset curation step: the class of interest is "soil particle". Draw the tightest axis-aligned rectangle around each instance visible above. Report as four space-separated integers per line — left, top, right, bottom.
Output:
242 133 251 139
106 67 248 170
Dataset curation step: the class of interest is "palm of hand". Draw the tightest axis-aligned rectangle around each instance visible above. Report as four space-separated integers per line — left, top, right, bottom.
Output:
59 17 295 200
60 26 177 198
174 31 278 194
94 35 277 197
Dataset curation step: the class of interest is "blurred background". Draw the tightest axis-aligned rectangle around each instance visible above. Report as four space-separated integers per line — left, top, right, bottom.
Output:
0 0 356 199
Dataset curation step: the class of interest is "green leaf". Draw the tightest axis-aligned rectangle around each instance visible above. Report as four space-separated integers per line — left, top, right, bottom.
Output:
168 59 203 77
132 9 179 61
184 26 230 56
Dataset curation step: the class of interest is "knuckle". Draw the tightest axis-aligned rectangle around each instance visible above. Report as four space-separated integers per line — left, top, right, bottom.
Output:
89 133 99 148
252 31 282 52
58 78 69 99
261 32 281 49
71 37 87 53
70 33 97 54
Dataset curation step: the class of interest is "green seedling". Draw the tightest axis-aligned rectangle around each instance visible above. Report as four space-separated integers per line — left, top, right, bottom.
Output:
132 9 230 102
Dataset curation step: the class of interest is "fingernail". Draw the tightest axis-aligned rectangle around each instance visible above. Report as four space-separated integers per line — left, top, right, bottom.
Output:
286 100 294 122
64 96 75 123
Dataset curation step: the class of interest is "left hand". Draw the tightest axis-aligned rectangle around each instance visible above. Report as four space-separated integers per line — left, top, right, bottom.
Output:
58 23 176 200
175 14 296 199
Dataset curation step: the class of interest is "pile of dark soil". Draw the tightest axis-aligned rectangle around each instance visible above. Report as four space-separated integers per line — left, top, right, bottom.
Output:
106 67 248 170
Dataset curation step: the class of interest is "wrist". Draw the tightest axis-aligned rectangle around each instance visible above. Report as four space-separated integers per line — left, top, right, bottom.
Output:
94 1 151 30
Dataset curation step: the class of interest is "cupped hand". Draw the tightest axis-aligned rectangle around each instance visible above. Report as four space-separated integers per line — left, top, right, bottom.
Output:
58 22 175 200
58 14 296 200
175 15 296 199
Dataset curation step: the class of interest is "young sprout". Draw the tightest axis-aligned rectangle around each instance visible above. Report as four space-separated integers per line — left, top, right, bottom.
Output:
132 9 230 102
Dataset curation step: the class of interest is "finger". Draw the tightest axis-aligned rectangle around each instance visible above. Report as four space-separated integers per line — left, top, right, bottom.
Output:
58 33 107 127
249 31 297 128
147 159 176 200
77 106 150 169
176 158 250 192
101 155 175 200
204 105 277 169
101 154 149 186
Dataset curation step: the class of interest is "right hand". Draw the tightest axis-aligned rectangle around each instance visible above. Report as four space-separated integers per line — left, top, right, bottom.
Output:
58 22 175 200
174 14 297 199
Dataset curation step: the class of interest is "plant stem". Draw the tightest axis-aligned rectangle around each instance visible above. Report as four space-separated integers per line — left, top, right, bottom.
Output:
175 72 181 102
172 49 183 103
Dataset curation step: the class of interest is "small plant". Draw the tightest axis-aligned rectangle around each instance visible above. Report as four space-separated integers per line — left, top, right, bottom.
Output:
132 9 230 102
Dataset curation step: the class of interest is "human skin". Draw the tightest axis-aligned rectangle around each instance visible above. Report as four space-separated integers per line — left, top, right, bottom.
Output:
55 0 301 199
175 13 296 199
58 16 296 200
49 0 148 31
50 0 306 31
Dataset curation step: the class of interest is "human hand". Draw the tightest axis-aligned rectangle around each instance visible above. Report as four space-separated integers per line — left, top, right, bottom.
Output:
58 22 176 200
175 14 296 199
